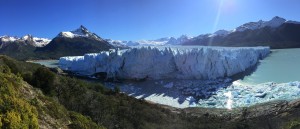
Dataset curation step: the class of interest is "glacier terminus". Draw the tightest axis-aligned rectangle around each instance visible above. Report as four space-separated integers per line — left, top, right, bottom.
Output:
59 46 270 80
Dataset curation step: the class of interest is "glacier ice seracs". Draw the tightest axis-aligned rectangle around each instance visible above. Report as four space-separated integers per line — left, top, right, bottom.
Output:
59 46 270 80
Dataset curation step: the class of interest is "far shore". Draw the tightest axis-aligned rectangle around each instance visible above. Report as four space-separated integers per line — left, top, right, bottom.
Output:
26 59 59 62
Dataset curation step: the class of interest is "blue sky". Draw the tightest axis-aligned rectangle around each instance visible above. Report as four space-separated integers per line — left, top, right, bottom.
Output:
0 0 300 40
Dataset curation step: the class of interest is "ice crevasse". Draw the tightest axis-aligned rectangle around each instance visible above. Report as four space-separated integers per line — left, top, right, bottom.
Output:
59 46 270 80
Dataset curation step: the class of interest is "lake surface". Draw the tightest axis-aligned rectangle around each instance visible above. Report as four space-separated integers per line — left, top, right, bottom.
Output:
30 60 59 68
236 48 300 85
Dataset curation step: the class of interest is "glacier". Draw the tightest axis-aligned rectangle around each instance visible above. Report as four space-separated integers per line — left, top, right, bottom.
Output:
59 46 270 80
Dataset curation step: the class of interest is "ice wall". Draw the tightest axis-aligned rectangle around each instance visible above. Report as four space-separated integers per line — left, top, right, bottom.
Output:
59 46 270 80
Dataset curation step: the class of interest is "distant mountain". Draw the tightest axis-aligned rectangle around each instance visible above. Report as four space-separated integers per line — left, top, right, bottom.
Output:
0 35 51 60
0 34 50 48
105 38 168 47
35 25 114 59
233 16 287 32
108 16 300 48
0 26 114 60
108 40 141 47
166 35 192 45
106 35 193 47
1 16 300 60
183 16 300 48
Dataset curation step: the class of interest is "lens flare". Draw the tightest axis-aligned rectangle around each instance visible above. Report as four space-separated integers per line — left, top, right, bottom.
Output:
224 91 233 110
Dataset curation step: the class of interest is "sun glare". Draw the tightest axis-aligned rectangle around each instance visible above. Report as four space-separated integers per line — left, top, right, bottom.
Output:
221 0 237 13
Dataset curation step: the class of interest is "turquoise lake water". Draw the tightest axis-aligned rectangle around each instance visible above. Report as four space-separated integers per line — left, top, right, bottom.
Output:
237 48 300 85
31 60 59 68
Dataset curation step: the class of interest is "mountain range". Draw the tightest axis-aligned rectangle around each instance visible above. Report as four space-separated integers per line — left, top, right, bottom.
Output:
183 16 300 48
106 16 300 48
1 16 300 60
105 34 193 46
0 25 114 60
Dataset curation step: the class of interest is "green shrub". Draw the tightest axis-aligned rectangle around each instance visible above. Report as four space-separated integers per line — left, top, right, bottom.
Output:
0 57 19 74
113 86 120 93
32 67 56 95
69 111 106 129
285 119 300 129
0 65 11 74
0 71 39 129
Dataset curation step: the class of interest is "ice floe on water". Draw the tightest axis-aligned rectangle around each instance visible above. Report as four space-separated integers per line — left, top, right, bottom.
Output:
199 81 300 108
105 79 300 109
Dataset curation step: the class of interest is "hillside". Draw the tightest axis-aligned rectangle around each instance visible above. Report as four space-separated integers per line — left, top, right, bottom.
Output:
0 63 103 128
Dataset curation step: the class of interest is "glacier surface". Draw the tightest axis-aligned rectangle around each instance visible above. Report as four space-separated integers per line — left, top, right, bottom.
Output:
59 46 270 80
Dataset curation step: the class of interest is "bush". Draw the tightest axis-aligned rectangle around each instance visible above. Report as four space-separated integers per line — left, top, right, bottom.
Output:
0 57 105 128
0 65 11 74
0 57 19 74
68 111 105 129
113 86 120 93
0 71 39 129
32 67 56 95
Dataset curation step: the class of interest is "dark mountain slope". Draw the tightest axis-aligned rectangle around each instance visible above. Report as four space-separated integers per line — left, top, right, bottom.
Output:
0 39 37 60
35 36 113 59
184 23 300 49
35 25 114 59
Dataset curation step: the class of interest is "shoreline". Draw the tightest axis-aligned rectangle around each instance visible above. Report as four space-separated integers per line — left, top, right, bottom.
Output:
26 59 59 62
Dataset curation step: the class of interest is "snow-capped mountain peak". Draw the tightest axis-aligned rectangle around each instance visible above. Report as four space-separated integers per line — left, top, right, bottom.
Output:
271 16 286 22
106 34 193 47
178 34 189 39
0 35 18 42
233 16 288 32
262 16 286 28
21 34 32 40
0 35 50 47
71 25 90 36
234 21 263 32
57 25 104 41
105 39 129 48
174 35 192 43
214 30 230 35
32 37 51 47
209 30 231 37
